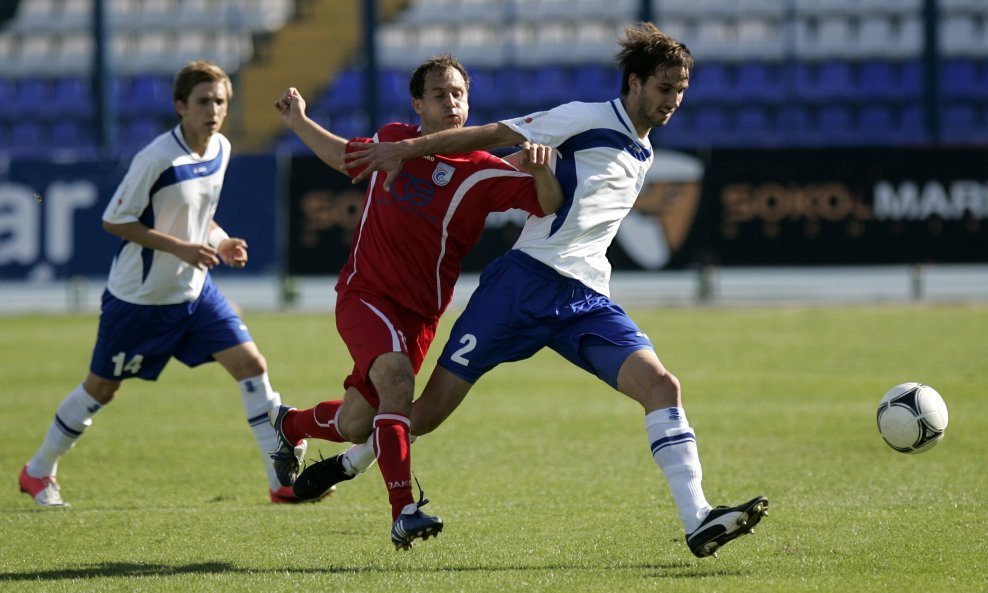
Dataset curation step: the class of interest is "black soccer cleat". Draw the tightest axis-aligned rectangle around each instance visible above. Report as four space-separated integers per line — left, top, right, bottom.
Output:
269 405 307 487
292 452 354 501
391 501 444 551
686 496 769 558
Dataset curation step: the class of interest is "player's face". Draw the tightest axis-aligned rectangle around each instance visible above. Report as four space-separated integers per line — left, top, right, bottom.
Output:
627 66 689 136
176 81 228 152
414 67 469 135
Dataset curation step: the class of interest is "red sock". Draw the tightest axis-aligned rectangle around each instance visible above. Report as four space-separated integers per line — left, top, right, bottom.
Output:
373 414 414 520
285 400 346 443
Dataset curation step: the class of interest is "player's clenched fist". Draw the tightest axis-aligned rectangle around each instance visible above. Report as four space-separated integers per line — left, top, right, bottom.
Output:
274 87 307 129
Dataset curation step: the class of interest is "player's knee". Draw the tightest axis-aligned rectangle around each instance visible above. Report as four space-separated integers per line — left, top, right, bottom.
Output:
339 422 372 443
649 370 682 409
369 356 415 407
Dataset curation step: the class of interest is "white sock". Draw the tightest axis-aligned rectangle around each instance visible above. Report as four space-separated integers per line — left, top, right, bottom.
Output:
340 431 419 476
239 373 282 490
28 383 102 477
645 407 712 534
340 434 378 476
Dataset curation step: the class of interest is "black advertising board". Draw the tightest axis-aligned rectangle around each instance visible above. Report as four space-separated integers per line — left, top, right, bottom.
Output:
691 148 988 266
286 148 988 276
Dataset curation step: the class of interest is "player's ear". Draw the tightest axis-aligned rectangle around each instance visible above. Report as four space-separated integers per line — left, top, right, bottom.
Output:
628 73 642 95
411 97 424 116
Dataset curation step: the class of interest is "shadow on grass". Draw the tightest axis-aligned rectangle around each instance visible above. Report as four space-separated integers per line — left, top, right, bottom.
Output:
0 560 744 581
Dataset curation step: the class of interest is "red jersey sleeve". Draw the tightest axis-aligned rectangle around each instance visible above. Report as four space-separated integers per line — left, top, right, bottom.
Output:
343 137 374 180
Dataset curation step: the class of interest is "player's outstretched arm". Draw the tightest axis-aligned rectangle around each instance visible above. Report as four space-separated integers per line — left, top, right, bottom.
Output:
345 122 526 190
274 87 349 174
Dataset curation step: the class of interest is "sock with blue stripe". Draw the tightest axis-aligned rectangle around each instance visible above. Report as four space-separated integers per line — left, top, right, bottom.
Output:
239 373 282 490
27 383 102 478
645 407 712 533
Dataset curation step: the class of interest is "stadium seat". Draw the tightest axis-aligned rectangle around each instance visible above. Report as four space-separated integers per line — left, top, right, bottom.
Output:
939 14 988 57
40 76 93 119
121 118 164 154
377 69 409 112
734 105 782 146
795 60 856 102
467 68 510 111
858 60 898 100
121 75 175 118
687 62 733 104
941 59 988 99
10 120 47 147
453 23 504 68
572 64 621 103
528 66 574 111
858 104 897 143
816 104 858 144
734 62 785 104
693 105 730 145
50 120 95 151
321 68 364 112
0 78 16 118
8 78 51 119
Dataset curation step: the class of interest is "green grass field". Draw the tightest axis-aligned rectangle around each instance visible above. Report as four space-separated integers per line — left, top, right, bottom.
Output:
1 304 985 593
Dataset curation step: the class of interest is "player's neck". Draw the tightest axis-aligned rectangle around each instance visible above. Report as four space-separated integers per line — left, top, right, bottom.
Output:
180 124 211 156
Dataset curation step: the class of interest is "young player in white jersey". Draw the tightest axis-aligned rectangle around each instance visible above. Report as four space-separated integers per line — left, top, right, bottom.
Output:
18 61 311 507
299 23 769 559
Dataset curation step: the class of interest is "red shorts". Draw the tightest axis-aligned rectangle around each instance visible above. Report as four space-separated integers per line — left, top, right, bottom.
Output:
336 288 439 408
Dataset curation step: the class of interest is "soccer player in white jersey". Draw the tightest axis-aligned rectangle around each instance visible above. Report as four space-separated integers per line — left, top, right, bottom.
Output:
302 23 769 558
18 61 311 507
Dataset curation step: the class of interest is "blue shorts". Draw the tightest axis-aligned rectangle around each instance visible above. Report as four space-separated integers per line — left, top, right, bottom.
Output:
437 250 654 389
89 276 252 381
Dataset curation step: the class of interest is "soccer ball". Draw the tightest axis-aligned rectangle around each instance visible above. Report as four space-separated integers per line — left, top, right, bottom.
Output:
876 383 949 454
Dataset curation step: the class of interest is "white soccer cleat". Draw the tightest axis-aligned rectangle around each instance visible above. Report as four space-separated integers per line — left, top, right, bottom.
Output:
19 465 69 507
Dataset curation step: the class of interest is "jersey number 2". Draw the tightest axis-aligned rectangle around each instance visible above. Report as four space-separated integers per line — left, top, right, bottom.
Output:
449 334 476 366
111 352 144 376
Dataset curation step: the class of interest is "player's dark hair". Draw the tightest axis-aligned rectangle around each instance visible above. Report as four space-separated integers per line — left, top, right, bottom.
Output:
616 22 693 96
409 54 471 99
173 60 233 105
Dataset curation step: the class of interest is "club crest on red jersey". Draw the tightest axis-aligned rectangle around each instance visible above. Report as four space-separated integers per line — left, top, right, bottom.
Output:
432 162 455 186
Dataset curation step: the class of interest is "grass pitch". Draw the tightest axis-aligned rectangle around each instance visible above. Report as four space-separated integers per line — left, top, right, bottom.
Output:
1 304 985 592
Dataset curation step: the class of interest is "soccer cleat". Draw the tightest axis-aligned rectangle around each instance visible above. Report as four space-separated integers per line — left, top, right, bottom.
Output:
686 496 769 558
19 465 69 507
269 484 334 504
293 453 355 501
269 405 307 487
391 499 443 550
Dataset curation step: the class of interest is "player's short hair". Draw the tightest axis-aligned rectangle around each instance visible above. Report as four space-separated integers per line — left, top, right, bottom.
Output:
616 22 693 96
173 60 233 105
409 54 471 99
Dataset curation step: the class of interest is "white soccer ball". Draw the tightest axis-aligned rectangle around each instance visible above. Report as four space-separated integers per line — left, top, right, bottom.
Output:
876 382 949 454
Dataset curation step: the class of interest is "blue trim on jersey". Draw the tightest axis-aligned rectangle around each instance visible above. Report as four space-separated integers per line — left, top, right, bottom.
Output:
148 142 225 198
548 153 578 237
546 127 651 236
650 432 696 456
609 99 636 137
138 203 156 284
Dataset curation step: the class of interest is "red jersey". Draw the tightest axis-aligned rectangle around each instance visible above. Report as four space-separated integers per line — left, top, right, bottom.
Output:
340 123 546 318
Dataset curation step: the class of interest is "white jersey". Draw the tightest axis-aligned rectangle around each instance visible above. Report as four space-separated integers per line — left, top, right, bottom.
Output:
501 99 652 296
102 126 230 305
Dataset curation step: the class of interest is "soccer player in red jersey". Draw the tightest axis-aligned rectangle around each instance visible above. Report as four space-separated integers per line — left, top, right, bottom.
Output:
273 54 562 549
